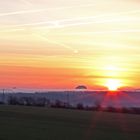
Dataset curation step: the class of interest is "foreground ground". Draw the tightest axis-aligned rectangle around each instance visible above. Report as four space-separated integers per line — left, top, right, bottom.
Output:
0 105 139 140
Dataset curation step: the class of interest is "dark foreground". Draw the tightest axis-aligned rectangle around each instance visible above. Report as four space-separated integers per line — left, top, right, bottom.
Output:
0 105 140 140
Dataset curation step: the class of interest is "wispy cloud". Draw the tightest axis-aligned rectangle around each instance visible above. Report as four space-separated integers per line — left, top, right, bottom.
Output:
0 3 95 17
1 9 140 30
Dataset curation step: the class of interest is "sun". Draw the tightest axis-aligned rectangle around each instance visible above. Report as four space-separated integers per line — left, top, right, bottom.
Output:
105 79 121 91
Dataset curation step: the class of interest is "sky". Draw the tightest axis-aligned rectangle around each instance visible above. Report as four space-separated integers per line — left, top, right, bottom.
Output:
0 0 140 90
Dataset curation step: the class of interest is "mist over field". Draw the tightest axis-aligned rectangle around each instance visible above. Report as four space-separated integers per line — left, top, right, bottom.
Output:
1 90 140 109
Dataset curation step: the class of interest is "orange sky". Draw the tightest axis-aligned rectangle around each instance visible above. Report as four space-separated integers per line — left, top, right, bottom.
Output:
0 0 140 89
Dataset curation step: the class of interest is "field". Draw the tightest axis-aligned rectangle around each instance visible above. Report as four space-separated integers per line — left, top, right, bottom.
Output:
0 105 140 140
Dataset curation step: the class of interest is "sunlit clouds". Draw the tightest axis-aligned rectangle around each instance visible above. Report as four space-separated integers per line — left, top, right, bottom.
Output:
0 0 140 89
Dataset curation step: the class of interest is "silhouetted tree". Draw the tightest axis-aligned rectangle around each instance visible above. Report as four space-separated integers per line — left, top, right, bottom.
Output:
76 103 84 110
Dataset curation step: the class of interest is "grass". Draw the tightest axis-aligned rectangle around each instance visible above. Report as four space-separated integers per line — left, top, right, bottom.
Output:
0 105 139 140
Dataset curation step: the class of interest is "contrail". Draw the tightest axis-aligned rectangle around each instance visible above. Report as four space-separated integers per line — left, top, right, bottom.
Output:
50 30 140 36
0 3 95 17
0 0 80 53
32 32 78 54
2 9 140 29
1 19 140 34
2 17 139 30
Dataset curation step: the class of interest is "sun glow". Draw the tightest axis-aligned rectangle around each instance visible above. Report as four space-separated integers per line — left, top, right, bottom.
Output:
0 0 139 89
105 79 121 91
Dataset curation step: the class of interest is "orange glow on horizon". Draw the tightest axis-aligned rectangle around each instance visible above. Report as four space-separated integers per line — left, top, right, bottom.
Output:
0 0 140 89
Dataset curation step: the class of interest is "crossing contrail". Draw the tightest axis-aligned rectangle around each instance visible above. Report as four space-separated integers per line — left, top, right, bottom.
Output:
0 3 95 17
11 0 81 53
1 9 140 29
1 19 140 34
32 32 78 54
1 16 139 31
